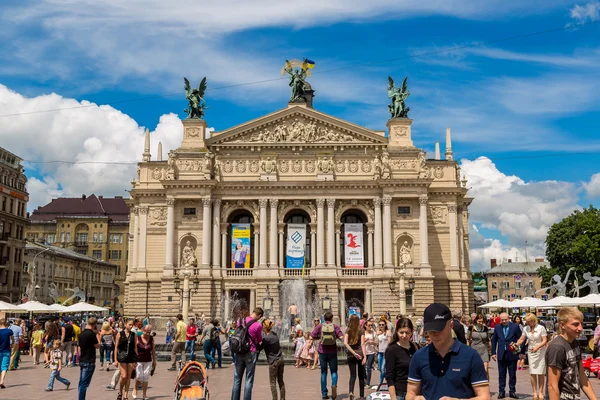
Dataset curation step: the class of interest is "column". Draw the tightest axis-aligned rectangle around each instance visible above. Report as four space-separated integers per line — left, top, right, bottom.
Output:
458 206 465 276
310 226 316 268
335 226 341 268
367 228 374 268
316 199 325 268
132 207 139 272
327 198 336 267
254 230 259 268
259 198 268 268
212 199 221 268
250 289 256 311
399 273 406 314
365 289 371 314
221 229 227 269
373 198 382 268
182 273 190 320
448 204 459 272
201 197 212 268
278 228 284 269
419 195 431 272
339 289 346 327
269 199 278 267
224 292 230 322
382 196 393 268
138 206 148 270
164 199 175 275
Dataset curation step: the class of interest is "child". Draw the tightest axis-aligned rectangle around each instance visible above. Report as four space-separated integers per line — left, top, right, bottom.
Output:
300 331 314 369
31 324 44 365
293 329 305 368
45 339 71 391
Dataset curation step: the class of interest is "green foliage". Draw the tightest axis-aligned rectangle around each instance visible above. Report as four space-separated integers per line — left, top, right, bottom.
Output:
543 206 600 290
472 271 484 280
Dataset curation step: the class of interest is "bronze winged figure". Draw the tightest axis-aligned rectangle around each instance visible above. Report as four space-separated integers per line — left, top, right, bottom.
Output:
184 77 208 119
388 76 410 118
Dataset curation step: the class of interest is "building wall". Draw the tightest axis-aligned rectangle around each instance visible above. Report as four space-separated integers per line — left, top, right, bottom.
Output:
486 271 544 301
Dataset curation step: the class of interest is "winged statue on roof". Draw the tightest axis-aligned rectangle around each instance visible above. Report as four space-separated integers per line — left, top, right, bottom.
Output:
184 77 208 119
388 76 410 118
281 58 315 103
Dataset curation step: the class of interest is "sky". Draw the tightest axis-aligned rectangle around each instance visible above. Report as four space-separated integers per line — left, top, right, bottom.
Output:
0 0 599 272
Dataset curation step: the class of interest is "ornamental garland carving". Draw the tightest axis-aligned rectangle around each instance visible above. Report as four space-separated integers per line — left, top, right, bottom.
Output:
232 119 363 143
149 207 168 226
361 160 372 173
434 166 444 179
335 160 346 173
151 167 164 180
392 125 409 138
429 206 446 225
305 160 316 173
278 160 289 173
348 160 359 173
236 160 247 173
292 160 303 173
186 127 202 138
249 160 259 173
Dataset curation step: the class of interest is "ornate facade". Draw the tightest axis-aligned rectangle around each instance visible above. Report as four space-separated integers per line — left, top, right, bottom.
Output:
125 103 474 321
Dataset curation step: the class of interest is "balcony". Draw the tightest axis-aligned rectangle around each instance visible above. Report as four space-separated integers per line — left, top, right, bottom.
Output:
226 269 253 277
284 268 311 277
340 268 369 277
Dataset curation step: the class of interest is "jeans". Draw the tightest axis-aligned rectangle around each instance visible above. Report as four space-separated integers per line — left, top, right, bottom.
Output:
396 395 406 400
269 358 285 400
78 362 96 400
211 337 222 367
319 353 338 397
99 344 113 365
204 340 216 366
365 353 376 385
348 356 365 397
231 352 258 400
185 339 196 361
377 352 386 385
48 369 71 389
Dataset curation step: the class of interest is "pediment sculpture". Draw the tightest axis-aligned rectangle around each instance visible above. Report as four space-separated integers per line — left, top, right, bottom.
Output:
231 119 362 144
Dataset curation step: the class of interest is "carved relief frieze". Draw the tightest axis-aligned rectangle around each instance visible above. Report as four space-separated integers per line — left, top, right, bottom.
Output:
223 160 234 173
292 160 303 173
434 166 444 179
186 127 202 138
335 160 346 173
389 159 417 170
361 160 372 173
348 160 358 173
151 167 165 180
235 160 247 173
149 207 168 226
305 160 316 173
429 206 447 225
176 159 202 171
391 125 409 138
249 160 259 173
278 160 289 173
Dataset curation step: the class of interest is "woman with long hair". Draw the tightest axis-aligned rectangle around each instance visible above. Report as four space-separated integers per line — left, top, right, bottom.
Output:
516 313 548 400
261 319 285 400
376 318 393 389
132 324 156 400
114 318 138 400
43 322 59 367
468 314 490 376
385 317 418 400
363 318 378 389
99 321 116 372
344 314 366 400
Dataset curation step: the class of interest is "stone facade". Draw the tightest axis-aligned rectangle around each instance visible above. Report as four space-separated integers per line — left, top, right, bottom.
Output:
126 103 474 321
484 259 548 302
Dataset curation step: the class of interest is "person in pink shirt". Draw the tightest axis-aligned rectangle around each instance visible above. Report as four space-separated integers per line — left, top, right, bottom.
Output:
231 307 264 400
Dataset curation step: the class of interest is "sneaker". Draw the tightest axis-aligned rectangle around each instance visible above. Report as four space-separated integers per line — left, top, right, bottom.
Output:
45 388 53 391
104 384 115 390
66 383 70 390
331 385 337 400
371 385 379 390
364 384 370 388
167 367 176 371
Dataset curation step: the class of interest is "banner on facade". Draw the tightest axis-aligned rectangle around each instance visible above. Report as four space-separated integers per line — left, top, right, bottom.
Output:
231 224 251 269
286 223 306 269
344 223 364 268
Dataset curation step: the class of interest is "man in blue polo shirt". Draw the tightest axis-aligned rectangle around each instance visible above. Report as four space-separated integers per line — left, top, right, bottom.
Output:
407 303 490 400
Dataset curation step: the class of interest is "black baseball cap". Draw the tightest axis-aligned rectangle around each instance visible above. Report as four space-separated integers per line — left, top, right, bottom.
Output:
423 303 452 332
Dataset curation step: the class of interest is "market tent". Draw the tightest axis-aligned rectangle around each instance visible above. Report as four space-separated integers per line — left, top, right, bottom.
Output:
63 302 108 313
510 297 547 308
538 296 571 308
0 301 20 312
48 303 68 312
16 301 54 313
479 299 513 309
560 294 600 306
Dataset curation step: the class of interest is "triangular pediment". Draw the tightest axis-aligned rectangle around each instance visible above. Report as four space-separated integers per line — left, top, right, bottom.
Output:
206 105 388 146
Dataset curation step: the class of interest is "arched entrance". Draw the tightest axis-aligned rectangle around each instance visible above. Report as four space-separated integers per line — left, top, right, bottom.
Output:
340 210 368 268
227 210 255 269
284 210 311 268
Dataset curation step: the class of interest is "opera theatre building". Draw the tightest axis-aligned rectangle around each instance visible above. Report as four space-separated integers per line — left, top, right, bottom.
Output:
125 100 474 323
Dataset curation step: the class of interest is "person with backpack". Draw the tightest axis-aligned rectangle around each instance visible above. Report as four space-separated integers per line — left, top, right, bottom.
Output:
200 318 217 369
210 320 223 368
60 318 75 367
231 307 264 400
311 311 344 400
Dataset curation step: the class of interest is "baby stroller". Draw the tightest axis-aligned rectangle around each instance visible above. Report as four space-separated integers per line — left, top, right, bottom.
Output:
173 361 210 400
367 383 392 400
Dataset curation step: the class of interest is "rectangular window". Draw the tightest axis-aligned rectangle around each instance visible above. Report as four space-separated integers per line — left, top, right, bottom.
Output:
76 232 88 244
492 281 497 289
184 208 196 215
9 199 13 214
406 289 413 307
65 232 71 243
110 234 123 243
92 250 102 259
99 233 103 243
528 280 534 288
110 250 121 260
1 197 5 212
93 233 98 243
492 295 498 301
515 281 521 289
60 232 65 242
397 206 411 215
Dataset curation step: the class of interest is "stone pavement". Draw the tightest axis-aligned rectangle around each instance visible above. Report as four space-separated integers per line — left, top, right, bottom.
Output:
4 355 600 400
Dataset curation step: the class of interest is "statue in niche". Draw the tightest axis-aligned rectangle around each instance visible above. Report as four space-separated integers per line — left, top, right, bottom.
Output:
203 152 214 176
166 151 177 180
373 155 382 178
181 240 198 268
214 158 222 181
399 241 413 267
536 267 573 297
575 272 600 294
317 157 334 174
381 151 391 178
260 157 276 174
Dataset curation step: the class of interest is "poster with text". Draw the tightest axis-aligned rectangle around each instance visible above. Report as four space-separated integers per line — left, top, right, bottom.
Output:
286 223 306 269
231 224 251 269
344 223 364 268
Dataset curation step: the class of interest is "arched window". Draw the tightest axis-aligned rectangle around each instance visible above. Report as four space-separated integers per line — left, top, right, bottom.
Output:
284 211 311 268
339 211 368 268
228 210 255 268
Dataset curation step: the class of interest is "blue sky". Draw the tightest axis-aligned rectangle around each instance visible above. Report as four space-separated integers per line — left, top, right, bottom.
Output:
0 0 599 271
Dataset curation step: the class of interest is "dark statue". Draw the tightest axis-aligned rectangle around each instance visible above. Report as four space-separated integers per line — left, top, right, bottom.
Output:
282 58 314 103
184 77 208 119
388 76 410 118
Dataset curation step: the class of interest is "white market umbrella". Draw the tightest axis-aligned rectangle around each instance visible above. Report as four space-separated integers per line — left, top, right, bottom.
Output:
538 296 570 308
561 294 600 306
511 297 547 308
16 301 54 313
63 302 108 313
48 303 68 312
0 301 20 312
479 299 513 309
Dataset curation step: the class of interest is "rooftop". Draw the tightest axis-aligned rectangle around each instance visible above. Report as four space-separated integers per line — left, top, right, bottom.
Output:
483 261 550 275
25 241 118 269
0 147 23 170
29 194 129 223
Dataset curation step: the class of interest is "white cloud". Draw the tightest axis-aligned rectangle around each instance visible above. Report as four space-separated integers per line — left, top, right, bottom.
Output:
584 172 600 198
570 1 600 23
0 84 181 211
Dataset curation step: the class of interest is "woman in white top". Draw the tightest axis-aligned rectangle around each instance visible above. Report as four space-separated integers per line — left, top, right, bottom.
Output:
363 320 378 389
516 313 548 400
376 319 393 389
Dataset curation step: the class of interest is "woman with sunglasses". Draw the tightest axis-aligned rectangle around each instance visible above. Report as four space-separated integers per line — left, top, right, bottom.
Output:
363 319 378 390
375 319 392 389
385 318 418 400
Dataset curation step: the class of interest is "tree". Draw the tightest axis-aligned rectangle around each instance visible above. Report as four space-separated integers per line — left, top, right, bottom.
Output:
472 271 484 280
541 206 600 293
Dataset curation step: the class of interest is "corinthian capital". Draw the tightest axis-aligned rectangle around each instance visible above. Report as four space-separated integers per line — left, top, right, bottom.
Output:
138 206 148 215
270 198 279 207
166 198 175 206
202 197 212 207
419 195 428 205
447 204 457 213
316 198 326 208
213 198 222 207
382 196 392 206
259 198 269 208
327 198 335 208
373 197 381 207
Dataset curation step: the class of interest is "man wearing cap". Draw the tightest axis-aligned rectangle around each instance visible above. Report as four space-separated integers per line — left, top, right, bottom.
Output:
491 312 521 399
407 303 490 400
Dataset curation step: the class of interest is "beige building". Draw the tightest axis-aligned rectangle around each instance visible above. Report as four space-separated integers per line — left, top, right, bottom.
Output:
125 101 474 322
484 258 548 302
23 241 117 306
0 147 28 303
26 195 129 311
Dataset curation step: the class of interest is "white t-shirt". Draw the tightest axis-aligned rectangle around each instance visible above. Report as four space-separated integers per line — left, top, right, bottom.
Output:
377 332 390 354
364 331 377 355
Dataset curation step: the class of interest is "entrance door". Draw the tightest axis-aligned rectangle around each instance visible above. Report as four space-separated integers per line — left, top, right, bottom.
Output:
229 289 251 320
345 289 365 318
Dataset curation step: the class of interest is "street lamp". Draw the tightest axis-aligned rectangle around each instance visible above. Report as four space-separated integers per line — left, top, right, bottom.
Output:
389 278 396 292
173 266 199 320
407 278 415 291
263 285 273 317
321 284 332 312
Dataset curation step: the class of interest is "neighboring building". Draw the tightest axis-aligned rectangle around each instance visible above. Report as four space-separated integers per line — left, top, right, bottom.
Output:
126 97 474 321
23 241 117 306
0 147 28 303
26 195 129 311
484 258 549 302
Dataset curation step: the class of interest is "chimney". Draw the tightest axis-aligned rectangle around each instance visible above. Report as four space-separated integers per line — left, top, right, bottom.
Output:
534 257 545 262
82 194 87 200
98 195 103 199
434 141 440 160
490 258 497 268
508 259 512 263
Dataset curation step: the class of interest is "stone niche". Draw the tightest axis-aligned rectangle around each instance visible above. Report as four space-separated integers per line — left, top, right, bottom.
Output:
396 235 414 267
179 235 199 269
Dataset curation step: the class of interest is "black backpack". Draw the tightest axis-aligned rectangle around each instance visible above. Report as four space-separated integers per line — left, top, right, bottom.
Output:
229 318 257 355
209 326 220 344
64 324 74 342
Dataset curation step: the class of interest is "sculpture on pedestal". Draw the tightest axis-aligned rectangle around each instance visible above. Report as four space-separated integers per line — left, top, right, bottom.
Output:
281 58 315 103
181 240 198 268
388 76 410 118
399 241 413 267
183 77 208 119
536 267 573 297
